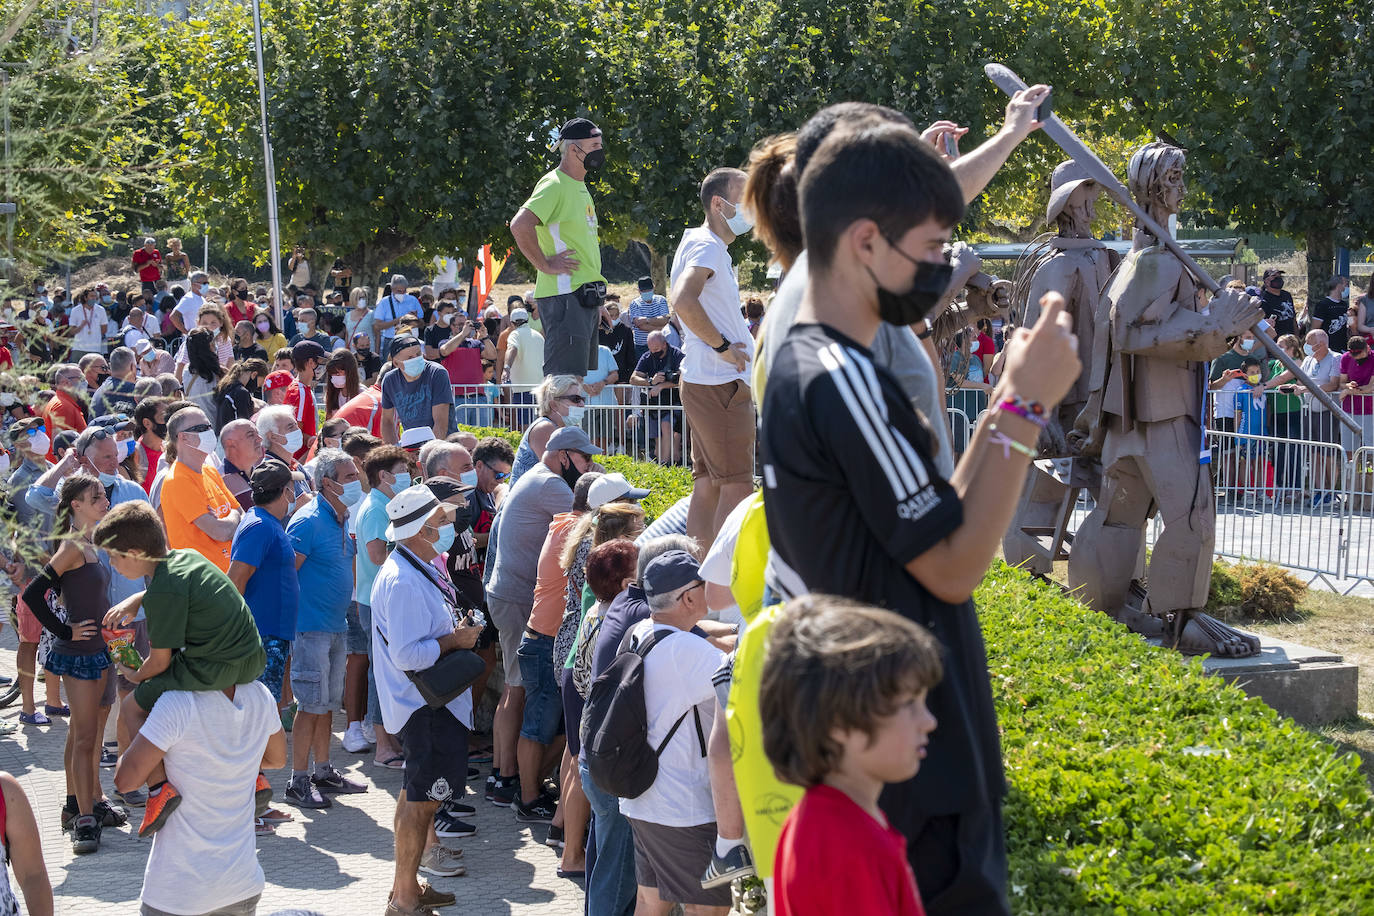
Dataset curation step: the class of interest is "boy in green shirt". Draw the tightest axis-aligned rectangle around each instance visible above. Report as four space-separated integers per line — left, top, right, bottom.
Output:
97 501 267 837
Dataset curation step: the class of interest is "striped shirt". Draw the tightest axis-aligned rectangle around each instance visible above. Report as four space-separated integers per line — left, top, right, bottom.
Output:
627 294 669 347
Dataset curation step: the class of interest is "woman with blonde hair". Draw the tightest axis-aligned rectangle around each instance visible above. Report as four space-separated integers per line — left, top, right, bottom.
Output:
506 374 585 487
344 287 374 353
164 238 191 280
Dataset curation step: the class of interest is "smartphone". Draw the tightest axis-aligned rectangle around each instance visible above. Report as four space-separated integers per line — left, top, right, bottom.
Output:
1036 90 1053 123
943 133 959 159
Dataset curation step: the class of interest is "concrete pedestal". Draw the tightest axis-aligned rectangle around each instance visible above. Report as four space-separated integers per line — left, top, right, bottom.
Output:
1176 634 1360 726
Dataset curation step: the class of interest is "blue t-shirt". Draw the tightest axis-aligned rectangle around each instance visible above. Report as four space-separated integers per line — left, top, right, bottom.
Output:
230 505 300 641
381 361 455 436
1238 383 1267 438
376 293 421 340
354 487 391 604
286 497 357 633
586 344 618 406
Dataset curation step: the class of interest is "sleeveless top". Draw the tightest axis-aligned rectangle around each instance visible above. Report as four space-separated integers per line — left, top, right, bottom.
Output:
509 418 559 488
141 442 162 493
54 558 111 656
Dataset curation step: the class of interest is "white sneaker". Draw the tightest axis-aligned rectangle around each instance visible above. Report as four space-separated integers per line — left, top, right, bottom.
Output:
361 721 377 746
342 721 372 754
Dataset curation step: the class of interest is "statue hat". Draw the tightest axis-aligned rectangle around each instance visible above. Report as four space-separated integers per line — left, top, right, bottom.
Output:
1046 160 1098 224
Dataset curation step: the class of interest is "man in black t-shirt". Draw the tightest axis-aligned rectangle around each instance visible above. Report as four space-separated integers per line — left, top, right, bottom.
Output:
631 331 684 464
1258 268 1297 337
759 100 1079 916
600 296 637 383
1310 275 1350 352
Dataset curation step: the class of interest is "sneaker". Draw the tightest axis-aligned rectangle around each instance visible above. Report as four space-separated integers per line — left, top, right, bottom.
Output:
99 748 117 768
342 721 372 754
311 765 368 794
418 843 467 877
467 766 480 781
94 799 128 828
71 815 101 854
443 799 476 817
283 778 332 809
18 711 49 726
434 809 477 838
139 784 181 837
361 721 377 746
115 788 147 807
489 779 517 808
255 774 272 817
44 703 70 717
701 843 756 889
545 824 565 851
484 774 497 802
61 804 77 831
514 795 557 824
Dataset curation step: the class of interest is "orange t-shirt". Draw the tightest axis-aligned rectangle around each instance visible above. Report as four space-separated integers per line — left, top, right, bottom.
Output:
527 512 581 637
161 461 238 571
41 391 87 460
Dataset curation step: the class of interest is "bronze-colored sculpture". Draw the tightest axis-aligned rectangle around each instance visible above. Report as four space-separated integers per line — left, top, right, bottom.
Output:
1001 162 1116 573
1067 142 1263 657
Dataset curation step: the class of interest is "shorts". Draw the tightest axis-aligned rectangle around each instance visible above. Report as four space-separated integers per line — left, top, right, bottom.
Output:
133 636 267 712
516 632 561 744
680 379 755 485
487 595 533 690
398 704 469 803
1309 410 1337 444
537 291 601 376
626 818 731 907
115 619 152 694
45 648 111 681
346 602 372 656
257 635 292 703
140 893 261 916
290 630 347 715
15 596 42 644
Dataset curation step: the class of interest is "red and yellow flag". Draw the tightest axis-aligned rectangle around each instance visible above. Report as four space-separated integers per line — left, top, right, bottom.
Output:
473 244 510 305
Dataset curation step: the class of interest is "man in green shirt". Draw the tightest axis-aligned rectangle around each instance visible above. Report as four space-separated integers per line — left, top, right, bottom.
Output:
510 117 608 380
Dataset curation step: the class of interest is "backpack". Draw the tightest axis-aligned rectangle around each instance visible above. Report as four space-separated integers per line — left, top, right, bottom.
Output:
583 627 704 799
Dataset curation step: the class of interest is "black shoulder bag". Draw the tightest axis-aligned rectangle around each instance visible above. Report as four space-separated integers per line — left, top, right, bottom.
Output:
378 548 486 708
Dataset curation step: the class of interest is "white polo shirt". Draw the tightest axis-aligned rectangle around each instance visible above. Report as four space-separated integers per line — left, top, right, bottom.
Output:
670 226 753 386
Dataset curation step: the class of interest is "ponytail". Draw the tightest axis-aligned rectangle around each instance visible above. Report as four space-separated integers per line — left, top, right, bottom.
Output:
744 133 803 272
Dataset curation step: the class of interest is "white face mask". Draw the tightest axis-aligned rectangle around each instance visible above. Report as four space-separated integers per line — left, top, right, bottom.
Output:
1240 338 1255 352
330 374 347 388
724 200 754 235
282 429 304 453
438 312 453 327
190 429 217 455
26 430 50 455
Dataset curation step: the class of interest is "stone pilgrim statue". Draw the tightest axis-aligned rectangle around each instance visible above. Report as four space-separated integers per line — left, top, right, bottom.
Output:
1067 142 1264 657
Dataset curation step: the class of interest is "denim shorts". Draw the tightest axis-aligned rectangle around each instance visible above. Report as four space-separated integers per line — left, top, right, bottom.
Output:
290 631 346 715
258 635 292 703
45 648 111 681
345 602 372 656
517 631 562 745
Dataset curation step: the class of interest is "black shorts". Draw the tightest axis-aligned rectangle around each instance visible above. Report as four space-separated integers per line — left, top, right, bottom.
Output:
888 801 1010 916
626 818 731 907
397 705 469 804
1310 410 1337 444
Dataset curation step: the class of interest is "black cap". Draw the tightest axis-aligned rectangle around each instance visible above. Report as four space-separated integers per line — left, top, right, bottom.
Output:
250 459 293 494
559 118 601 141
390 335 422 358
1262 268 1285 280
293 339 326 363
424 475 469 503
637 277 653 292
641 550 703 601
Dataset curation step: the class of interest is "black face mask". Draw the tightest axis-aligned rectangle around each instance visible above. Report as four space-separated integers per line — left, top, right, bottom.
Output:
96 372 110 385
151 421 168 439
484 317 502 338
580 146 606 171
1269 278 1284 291
869 242 953 327
560 457 583 490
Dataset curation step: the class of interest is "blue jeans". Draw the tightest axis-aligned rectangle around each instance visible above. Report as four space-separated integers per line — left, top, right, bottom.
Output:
452 393 492 429
346 602 380 727
580 758 636 916
516 632 561 744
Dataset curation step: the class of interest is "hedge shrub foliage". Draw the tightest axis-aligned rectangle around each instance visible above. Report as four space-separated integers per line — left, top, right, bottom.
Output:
461 426 692 522
979 563 1374 913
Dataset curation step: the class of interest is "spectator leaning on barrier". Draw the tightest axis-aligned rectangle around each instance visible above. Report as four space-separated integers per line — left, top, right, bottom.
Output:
1297 330 1343 505
381 335 454 444
372 484 484 912
510 117 608 380
670 166 757 548
1338 334 1374 453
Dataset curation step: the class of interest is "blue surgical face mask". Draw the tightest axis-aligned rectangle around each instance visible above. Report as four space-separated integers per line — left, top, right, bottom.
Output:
120 438 137 461
1303 343 1316 358
724 200 754 235
98 470 120 488
431 524 456 554
1240 338 1255 352
339 479 363 507
390 471 412 494
402 355 426 376
640 291 653 303
460 469 478 488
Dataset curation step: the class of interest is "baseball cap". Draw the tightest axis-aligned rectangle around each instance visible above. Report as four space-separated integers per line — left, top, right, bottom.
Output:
91 414 133 433
559 117 601 141
249 459 293 496
389 335 421 358
263 370 294 391
586 472 650 509
384 483 453 541
399 426 436 451
641 550 702 601
637 277 653 292
134 339 155 358
510 308 530 325
545 425 602 456
293 339 326 363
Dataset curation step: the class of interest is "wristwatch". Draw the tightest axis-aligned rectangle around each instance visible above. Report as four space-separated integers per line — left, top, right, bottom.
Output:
713 337 732 353
916 321 933 340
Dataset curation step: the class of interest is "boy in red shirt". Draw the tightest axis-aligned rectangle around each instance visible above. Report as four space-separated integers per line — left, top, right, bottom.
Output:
283 339 324 459
761 595 942 916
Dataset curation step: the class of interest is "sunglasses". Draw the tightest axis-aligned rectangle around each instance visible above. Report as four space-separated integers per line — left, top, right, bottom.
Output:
480 461 510 482
559 394 586 405
183 423 212 434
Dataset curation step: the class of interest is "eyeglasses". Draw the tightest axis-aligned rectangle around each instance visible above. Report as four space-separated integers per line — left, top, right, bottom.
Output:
674 581 705 602
183 423 212 434
559 395 586 405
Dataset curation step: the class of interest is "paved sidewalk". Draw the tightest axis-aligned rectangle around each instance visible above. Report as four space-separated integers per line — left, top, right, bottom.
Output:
0 628 586 915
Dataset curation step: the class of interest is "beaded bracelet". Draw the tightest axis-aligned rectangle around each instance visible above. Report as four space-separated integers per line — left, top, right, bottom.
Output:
997 395 1048 427
988 429 1037 460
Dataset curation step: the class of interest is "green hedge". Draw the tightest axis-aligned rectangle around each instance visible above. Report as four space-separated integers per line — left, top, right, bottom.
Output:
460 426 693 522
980 563 1374 913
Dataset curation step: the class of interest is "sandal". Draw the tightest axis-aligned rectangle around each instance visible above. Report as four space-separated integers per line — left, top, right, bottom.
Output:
18 711 50 726
374 754 405 770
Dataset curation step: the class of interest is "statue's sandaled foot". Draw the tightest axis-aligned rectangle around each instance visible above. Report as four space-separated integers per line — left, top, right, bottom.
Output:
1172 612 1261 658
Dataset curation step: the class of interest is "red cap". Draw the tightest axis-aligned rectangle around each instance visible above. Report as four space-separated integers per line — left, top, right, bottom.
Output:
263 370 294 391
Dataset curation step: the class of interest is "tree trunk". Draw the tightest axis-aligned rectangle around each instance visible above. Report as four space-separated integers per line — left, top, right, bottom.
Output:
347 228 415 293
649 246 669 296
1305 229 1335 314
